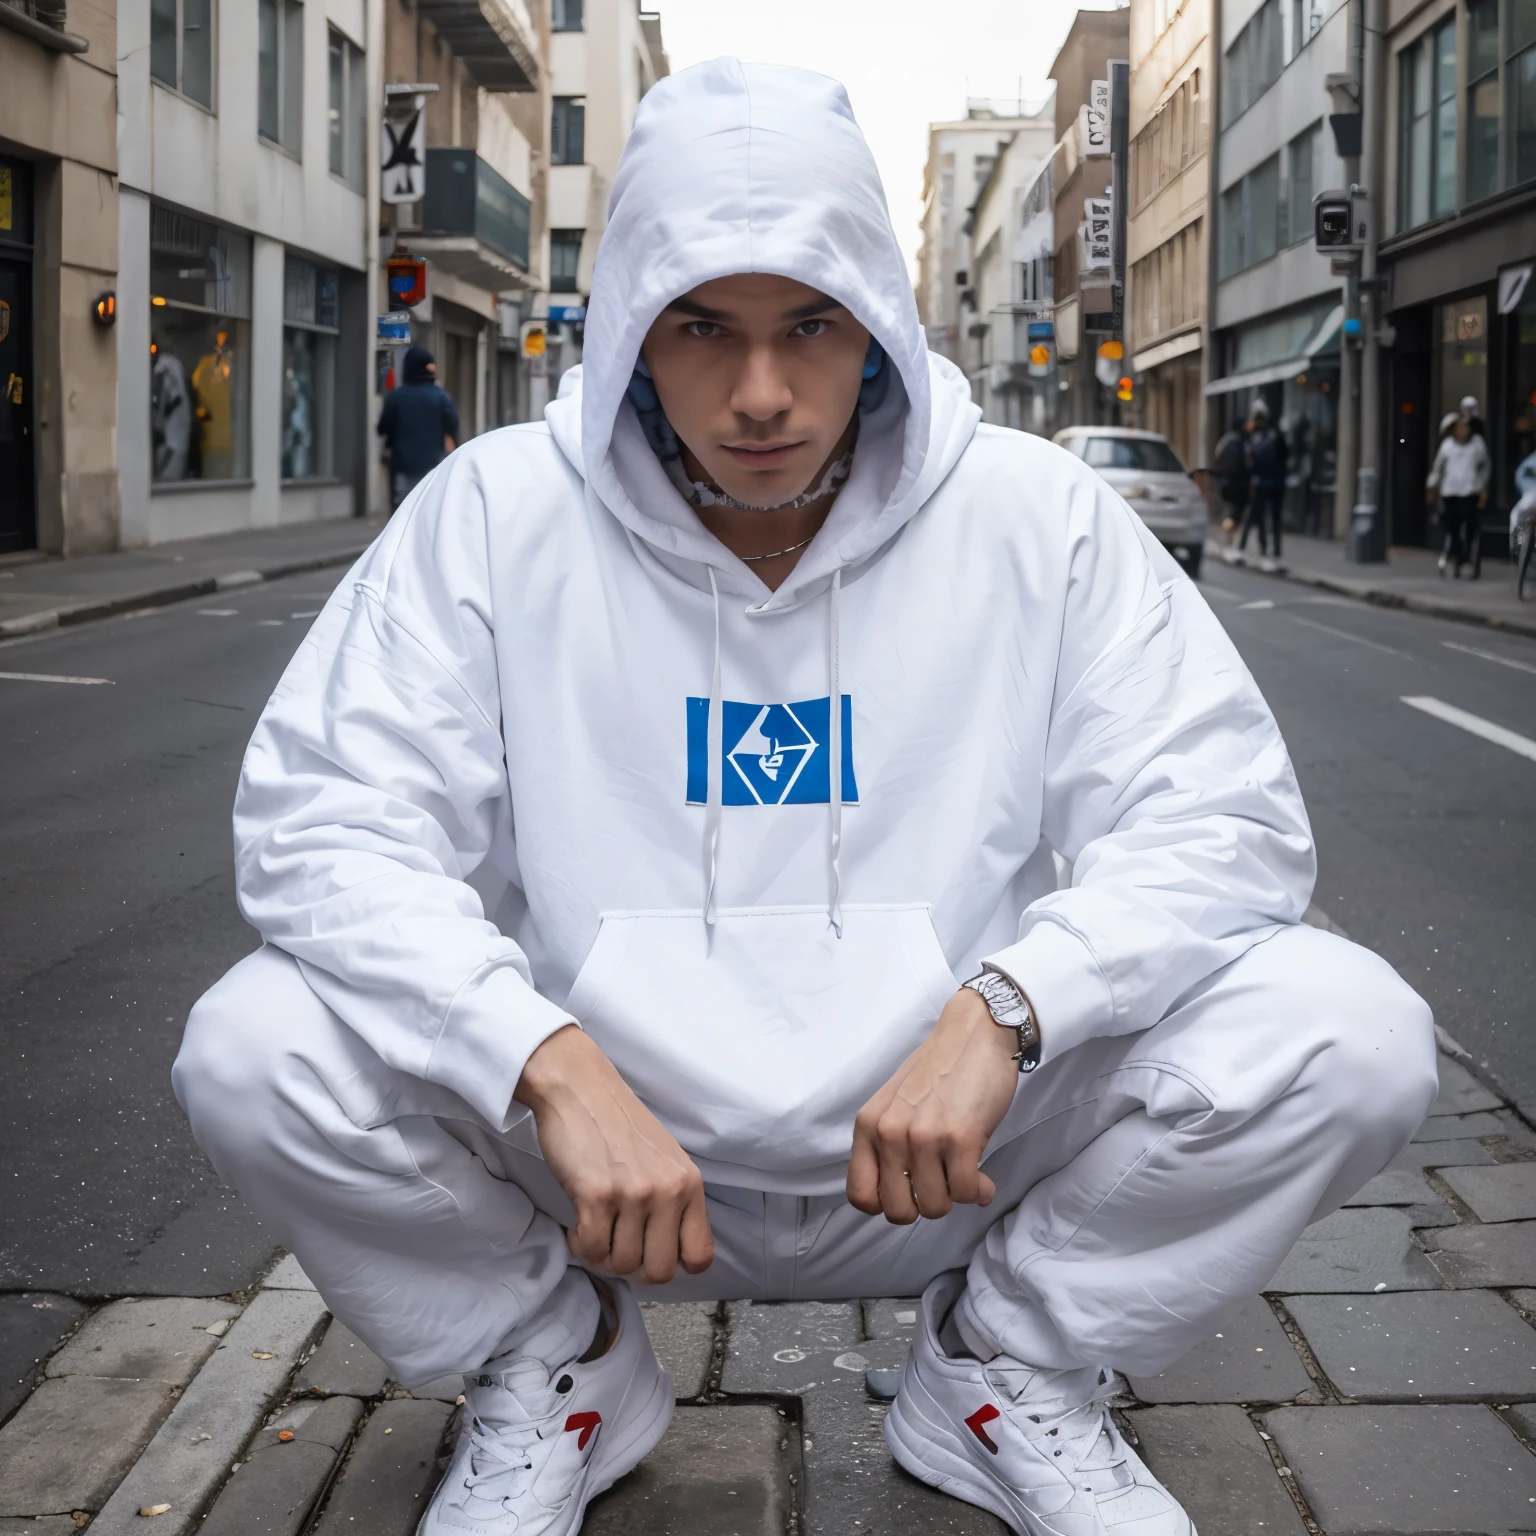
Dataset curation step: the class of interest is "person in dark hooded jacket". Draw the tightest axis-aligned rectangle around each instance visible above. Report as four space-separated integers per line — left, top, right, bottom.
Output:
377 345 460 508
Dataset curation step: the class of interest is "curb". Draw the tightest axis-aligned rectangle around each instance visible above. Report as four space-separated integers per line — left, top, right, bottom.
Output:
1206 542 1536 641
0 546 373 641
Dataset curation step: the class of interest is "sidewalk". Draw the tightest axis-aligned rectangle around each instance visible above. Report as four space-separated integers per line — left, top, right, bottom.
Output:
1211 532 1536 639
0 519 388 640
3 972 1535 1527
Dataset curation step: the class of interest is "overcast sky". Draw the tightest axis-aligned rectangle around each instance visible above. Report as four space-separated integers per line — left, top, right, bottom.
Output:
651 0 1118 274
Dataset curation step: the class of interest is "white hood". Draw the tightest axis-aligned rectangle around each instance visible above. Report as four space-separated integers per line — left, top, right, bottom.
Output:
232 62 1315 1194
543 58 980 608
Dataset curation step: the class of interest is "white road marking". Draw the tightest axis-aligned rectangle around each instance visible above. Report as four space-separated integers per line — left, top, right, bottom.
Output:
290 610 321 619
254 619 284 626
0 670 112 685
1287 613 1408 657
1402 696 1536 763
1442 640 1536 677
1239 599 1275 610
198 608 238 617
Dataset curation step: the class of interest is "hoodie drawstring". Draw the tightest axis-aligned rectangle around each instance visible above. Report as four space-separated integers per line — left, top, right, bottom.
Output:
826 568 844 936
704 569 724 928
703 567 844 938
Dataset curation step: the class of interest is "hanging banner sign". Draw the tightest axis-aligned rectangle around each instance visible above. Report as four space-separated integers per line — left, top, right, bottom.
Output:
382 100 426 204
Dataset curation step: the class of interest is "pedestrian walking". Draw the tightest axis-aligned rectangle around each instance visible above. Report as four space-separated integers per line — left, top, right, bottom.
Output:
377 345 460 510
1240 399 1287 570
174 60 1434 1536
1213 418 1249 561
1427 401 1490 578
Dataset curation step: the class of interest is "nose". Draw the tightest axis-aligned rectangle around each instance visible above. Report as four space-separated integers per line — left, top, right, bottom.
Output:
729 343 794 422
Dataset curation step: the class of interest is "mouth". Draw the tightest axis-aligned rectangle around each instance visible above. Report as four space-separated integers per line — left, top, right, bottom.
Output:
721 440 805 470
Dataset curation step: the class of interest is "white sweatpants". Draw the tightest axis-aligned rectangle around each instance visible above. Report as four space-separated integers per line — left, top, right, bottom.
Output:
173 924 1435 1386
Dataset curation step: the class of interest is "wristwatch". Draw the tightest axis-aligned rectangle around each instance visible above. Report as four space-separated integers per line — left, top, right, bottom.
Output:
961 968 1041 1074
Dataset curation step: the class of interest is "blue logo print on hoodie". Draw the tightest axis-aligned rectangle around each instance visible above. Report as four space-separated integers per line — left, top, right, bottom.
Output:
686 696 858 806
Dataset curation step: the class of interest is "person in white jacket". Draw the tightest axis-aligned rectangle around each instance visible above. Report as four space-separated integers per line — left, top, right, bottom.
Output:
173 62 1436 1536
1427 403 1491 578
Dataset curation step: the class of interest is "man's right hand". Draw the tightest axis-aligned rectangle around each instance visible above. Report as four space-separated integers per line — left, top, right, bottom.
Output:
514 1024 714 1284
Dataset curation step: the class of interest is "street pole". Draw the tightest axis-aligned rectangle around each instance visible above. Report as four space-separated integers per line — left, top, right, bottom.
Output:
1111 59 1129 428
1347 0 1387 561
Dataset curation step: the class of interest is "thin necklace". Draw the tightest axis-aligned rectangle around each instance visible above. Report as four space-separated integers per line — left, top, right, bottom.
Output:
738 533 816 563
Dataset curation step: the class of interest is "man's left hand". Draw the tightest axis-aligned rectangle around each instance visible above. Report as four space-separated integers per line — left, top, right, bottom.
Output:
847 988 1023 1224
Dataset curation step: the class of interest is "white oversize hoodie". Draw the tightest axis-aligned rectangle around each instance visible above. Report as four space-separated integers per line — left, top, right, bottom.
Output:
235 61 1315 1194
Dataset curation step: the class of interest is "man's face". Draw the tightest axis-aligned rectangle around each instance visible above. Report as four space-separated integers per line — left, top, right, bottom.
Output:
641 274 871 508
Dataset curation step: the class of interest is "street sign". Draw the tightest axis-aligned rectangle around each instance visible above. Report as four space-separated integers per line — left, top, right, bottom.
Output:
1081 197 1113 275
377 312 411 343
546 304 586 323
382 99 426 204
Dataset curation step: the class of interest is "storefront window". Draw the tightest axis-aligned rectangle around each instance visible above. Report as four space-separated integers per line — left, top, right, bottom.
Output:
281 256 339 480
1435 295 1489 430
150 206 251 483
1505 293 1536 495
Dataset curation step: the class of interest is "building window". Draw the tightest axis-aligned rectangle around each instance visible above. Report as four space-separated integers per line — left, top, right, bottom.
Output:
1286 121 1319 245
1221 0 1283 125
328 27 366 188
1514 8 1536 186
149 206 251 484
259 0 304 154
1130 71 1205 211
1399 20 1457 229
551 97 585 166
281 256 339 481
150 0 214 109
550 229 583 292
552 0 583 30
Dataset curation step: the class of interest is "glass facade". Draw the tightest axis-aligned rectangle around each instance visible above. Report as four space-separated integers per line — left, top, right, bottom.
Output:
1400 19 1458 227
150 206 251 484
151 0 213 108
281 256 340 481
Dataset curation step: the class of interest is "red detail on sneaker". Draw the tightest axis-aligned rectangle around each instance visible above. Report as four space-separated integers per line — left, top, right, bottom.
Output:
965 1403 1001 1455
564 1411 602 1451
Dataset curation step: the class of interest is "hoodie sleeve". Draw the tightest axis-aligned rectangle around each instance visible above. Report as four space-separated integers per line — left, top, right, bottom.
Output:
233 452 577 1130
981 478 1315 1064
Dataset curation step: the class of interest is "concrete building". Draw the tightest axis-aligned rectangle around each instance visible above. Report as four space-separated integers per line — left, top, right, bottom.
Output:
541 0 669 399
1126 0 1212 468
1207 0 1348 535
963 102 1057 428
116 0 384 544
0 0 119 557
1378 0 1536 551
1047 7 1130 429
382 0 545 471
917 101 1053 367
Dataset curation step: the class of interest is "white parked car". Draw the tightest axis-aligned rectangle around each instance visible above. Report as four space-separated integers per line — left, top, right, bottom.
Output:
1052 427 1208 579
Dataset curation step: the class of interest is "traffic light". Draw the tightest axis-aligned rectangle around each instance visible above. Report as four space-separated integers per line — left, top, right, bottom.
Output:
1117 376 1134 402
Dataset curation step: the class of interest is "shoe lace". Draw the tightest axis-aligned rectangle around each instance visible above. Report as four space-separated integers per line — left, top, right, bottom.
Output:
460 1370 563 1506
991 1365 1127 1480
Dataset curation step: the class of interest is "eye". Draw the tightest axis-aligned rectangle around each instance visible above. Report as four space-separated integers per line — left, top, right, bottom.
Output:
686 320 721 339
793 318 828 337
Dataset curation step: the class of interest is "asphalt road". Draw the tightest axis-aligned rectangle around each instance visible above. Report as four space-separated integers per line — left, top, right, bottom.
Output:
2 554 1533 1297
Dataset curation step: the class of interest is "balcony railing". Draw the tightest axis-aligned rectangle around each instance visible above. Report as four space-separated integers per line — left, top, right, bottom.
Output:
422 149 531 273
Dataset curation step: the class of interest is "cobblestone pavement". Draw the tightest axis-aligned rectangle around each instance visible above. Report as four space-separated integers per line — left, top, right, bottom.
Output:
4 1040 1536 1535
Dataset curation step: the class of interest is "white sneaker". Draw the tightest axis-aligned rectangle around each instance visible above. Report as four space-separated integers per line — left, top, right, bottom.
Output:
884 1273 1194 1536
1260 557 1279 573
418 1279 672 1535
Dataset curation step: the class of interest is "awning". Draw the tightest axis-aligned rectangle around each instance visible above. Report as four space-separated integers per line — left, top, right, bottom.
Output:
1204 305 1342 396
1133 328 1201 374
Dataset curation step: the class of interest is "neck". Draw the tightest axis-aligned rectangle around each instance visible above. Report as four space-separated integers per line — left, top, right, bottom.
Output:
686 423 855 592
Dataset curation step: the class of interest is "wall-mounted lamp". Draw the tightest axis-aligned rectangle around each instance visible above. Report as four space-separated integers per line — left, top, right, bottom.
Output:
93 291 116 326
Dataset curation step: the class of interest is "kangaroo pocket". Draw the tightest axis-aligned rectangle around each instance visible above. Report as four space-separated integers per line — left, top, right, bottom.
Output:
562 904 959 1186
